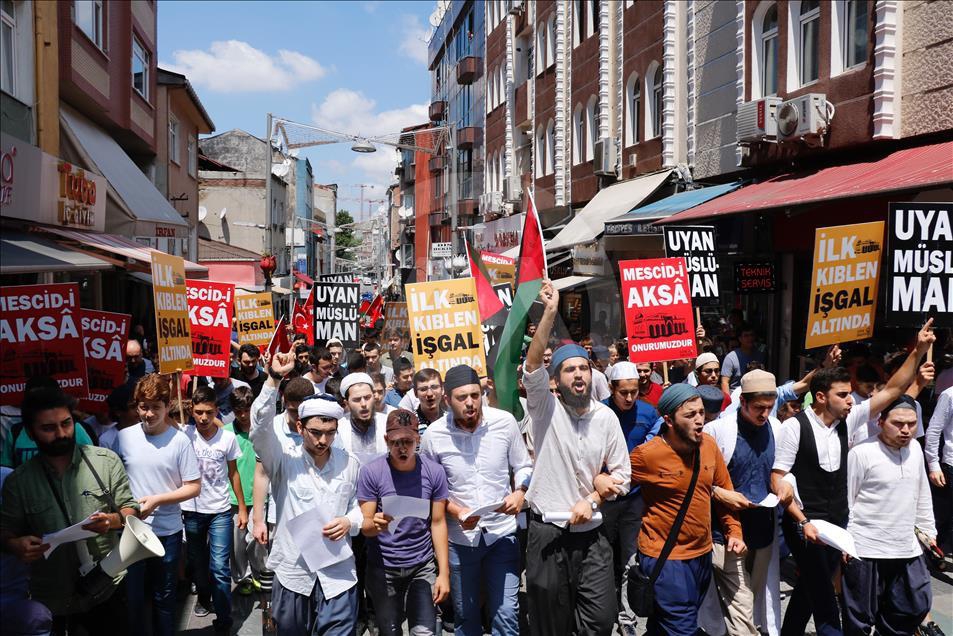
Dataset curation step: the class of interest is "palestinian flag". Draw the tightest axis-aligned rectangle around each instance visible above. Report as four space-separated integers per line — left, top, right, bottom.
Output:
495 192 547 420
466 237 505 323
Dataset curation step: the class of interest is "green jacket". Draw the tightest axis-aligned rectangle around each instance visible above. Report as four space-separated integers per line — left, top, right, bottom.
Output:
0 444 138 615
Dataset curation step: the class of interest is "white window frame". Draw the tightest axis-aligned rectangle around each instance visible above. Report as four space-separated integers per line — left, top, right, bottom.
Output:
132 35 150 100
752 2 779 98
548 16 557 66
168 115 180 165
546 119 556 175
536 24 547 75
573 103 585 165
646 62 663 139
586 96 598 162
1 1 16 97
573 1 586 48
625 73 640 146
535 126 545 178
74 0 105 51
187 135 197 178
832 0 868 75
788 0 821 89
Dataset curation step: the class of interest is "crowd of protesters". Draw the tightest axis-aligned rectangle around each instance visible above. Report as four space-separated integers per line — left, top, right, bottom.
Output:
1 280 951 636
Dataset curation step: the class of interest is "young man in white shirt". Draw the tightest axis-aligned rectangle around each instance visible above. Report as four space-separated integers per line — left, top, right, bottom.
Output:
182 385 247 632
420 364 533 636
113 374 201 636
842 396 937 635
335 373 388 465
522 281 631 636
251 350 363 636
925 385 953 557
771 320 934 636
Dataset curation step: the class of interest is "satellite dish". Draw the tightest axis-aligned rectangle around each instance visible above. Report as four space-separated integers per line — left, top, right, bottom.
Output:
777 102 800 137
198 206 208 222
219 207 228 220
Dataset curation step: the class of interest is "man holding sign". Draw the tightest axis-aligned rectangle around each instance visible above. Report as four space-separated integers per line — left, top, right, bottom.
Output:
771 320 935 636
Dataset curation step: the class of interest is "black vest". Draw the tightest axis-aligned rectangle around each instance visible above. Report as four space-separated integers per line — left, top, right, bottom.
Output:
790 410 848 527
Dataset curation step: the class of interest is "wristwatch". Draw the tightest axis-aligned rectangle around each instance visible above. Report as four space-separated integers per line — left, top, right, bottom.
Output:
589 499 598 511
798 518 811 528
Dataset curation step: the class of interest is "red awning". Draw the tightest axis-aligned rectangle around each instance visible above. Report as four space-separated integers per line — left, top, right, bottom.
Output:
293 270 314 285
35 226 208 277
661 140 953 224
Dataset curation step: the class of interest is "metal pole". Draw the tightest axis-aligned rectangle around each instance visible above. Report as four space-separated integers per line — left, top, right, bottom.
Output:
330 184 337 273
264 113 273 277
447 125 456 281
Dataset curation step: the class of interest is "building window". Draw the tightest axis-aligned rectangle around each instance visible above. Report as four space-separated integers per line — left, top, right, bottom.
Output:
586 96 598 162
548 16 557 65
648 63 663 138
590 0 599 34
168 116 180 165
535 126 545 178
74 0 105 50
760 4 779 96
187 136 197 177
546 119 556 175
798 0 820 85
573 104 585 165
625 73 640 146
844 0 868 68
1 0 15 96
573 1 587 47
132 36 150 100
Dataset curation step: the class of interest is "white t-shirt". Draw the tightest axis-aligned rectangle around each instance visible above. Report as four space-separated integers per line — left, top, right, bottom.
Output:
114 424 200 536
182 426 242 514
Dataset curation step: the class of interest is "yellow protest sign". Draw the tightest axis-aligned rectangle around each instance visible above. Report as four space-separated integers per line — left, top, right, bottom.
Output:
406 277 487 376
150 252 193 373
805 221 884 349
235 292 275 347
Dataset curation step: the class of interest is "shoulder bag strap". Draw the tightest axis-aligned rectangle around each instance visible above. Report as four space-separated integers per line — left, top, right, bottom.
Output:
79 446 121 515
649 448 701 583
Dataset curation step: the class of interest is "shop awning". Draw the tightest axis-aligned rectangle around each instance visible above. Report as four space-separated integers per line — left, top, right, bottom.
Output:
612 181 743 222
293 271 315 285
60 105 188 237
546 170 673 252
36 227 207 278
0 231 112 274
552 275 594 291
660 140 953 224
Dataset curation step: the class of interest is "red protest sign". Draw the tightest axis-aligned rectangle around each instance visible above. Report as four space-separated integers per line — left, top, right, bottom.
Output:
79 310 130 413
619 257 697 364
0 283 89 405
186 280 235 378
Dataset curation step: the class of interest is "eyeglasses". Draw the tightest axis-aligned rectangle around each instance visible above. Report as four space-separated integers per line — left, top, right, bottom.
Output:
387 438 416 448
699 367 720 375
416 384 442 394
303 427 337 439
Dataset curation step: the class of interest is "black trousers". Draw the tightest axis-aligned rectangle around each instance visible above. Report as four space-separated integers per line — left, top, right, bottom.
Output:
842 554 932 636
525 517 617 636
781 516 844 636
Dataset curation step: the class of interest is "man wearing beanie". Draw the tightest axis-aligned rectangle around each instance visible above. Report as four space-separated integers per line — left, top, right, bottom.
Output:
601 361 661 635
420 364 532 636
335 372 388 466
250 350 363 636
522 282 631 636
357 409 450 635
631 382 744 635
699 370 794 636
842 396 937 635
771 321 934 636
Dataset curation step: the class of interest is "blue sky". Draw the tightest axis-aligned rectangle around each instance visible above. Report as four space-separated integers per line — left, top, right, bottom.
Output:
158 0 434 218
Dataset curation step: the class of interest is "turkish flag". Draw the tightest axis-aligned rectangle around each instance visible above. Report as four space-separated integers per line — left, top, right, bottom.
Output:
293 289 314 345
266 316 291 358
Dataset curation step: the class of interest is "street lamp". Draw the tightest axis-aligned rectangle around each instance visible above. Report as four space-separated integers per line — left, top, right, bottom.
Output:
350 139 377 153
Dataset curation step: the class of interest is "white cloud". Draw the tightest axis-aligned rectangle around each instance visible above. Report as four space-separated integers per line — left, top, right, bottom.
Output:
398 15 430 66
164 40 326 92
362 1 381 13
311 89 427 138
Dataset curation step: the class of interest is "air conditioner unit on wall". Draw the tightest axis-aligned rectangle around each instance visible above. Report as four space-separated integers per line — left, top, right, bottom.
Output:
777 93 831 142
594 138 617 177
479 192 503 214
503 176 522 202
736 97 781 143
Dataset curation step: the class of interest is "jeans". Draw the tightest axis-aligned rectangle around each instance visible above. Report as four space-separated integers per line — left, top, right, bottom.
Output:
639 551 712 636
448 534 521 636
231 505 268 583
125 532 182 636
365 559 438 635
271 576 358 636
184 510 234 630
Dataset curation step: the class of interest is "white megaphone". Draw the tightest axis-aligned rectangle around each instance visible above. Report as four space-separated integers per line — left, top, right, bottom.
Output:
75 515 166 602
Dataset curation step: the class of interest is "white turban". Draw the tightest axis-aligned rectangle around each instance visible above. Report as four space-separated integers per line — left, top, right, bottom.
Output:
298 395 345 421
340 372 374 399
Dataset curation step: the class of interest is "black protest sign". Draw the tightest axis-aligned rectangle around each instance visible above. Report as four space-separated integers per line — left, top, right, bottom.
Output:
886 203 953 327
663 225 720 306
318 272 356 284
734 261 776 294
312 282 361 349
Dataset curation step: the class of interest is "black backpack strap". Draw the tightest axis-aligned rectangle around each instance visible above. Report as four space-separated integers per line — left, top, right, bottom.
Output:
78 446 120 516
650 449 701 583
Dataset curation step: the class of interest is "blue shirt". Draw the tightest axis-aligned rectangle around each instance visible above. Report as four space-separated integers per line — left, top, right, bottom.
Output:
384 388 406 408
604 397 660 497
